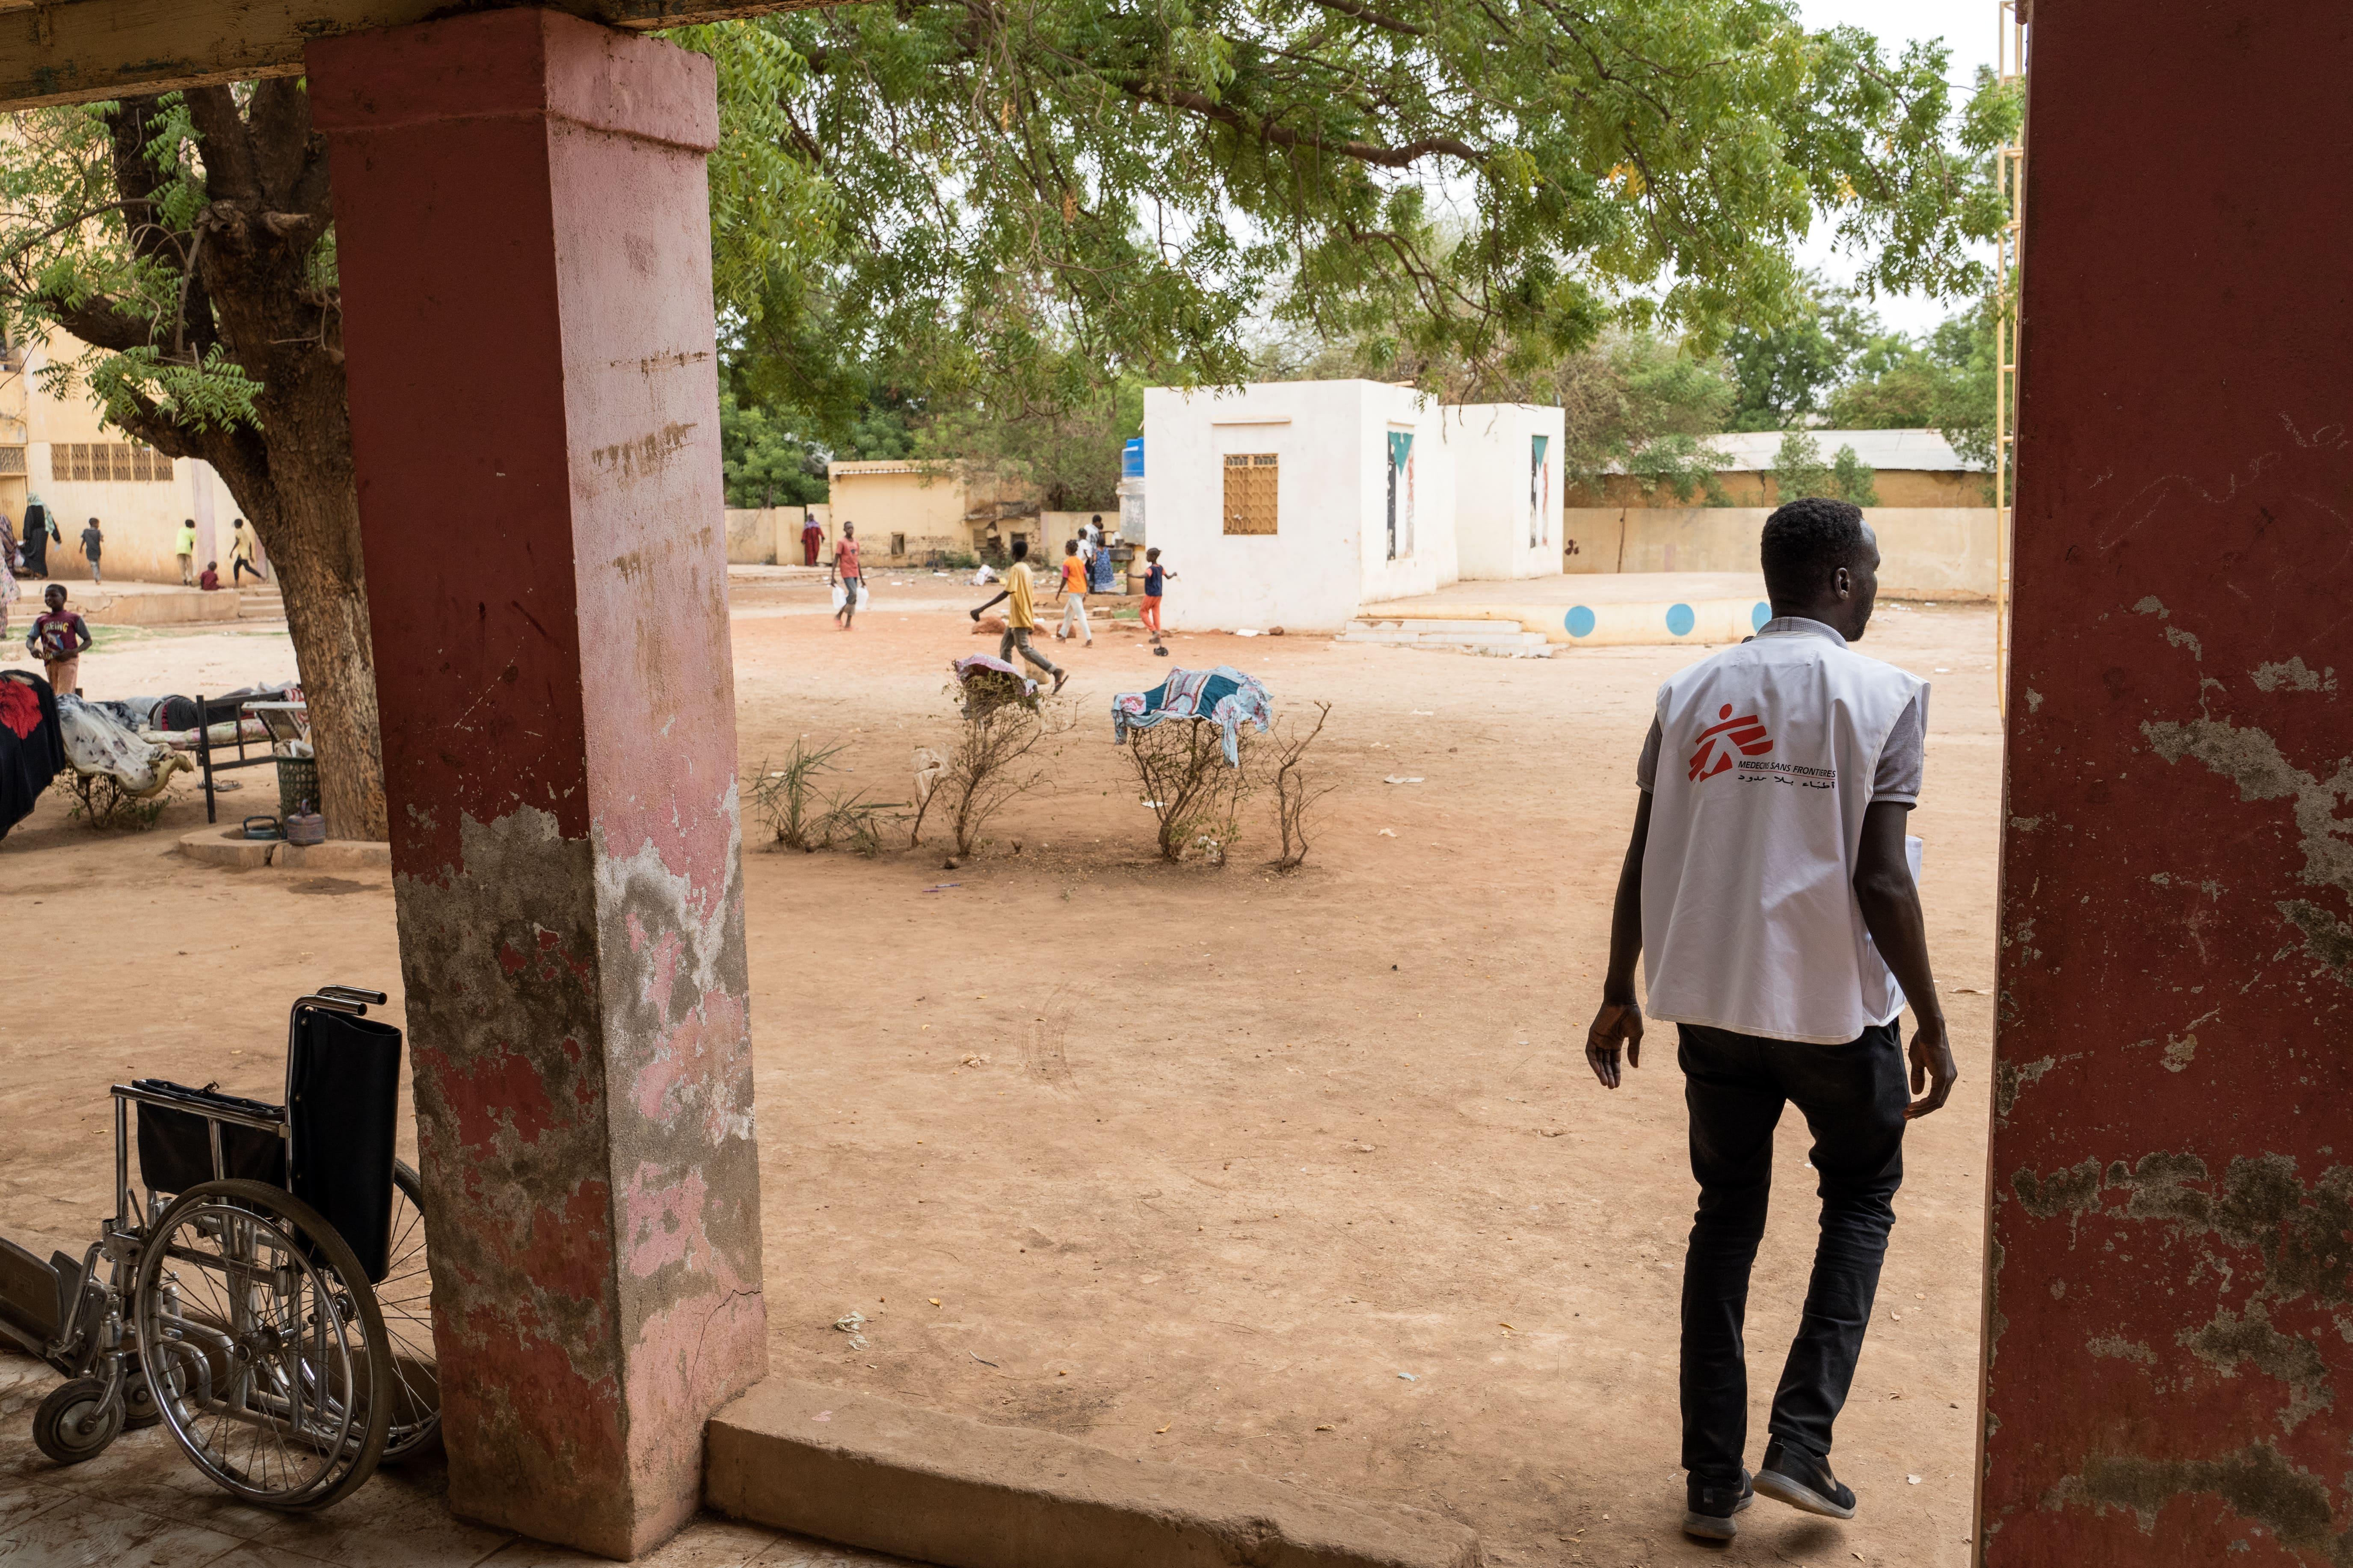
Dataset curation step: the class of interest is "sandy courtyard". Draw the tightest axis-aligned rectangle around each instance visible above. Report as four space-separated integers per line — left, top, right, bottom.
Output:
0 581 2002 1566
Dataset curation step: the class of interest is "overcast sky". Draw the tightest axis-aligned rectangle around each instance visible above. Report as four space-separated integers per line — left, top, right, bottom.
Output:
1796 0 2007 336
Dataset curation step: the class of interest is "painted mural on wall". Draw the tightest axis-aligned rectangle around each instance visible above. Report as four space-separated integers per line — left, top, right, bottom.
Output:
1386 429 1415 561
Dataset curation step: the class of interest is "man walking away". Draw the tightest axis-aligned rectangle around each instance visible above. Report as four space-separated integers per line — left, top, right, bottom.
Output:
26 583 92 696
969 538 1067 694
831 521 863 630
79 518 104 585
1582 496 1957 1542
175 518 198 585
1054 538 1092 646
231 518 263 584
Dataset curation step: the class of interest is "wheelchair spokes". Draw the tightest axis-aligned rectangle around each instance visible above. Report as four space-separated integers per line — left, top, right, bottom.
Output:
136 1180 390 1510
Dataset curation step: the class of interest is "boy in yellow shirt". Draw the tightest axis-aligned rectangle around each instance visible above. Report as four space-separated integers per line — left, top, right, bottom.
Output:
969 539 1067 693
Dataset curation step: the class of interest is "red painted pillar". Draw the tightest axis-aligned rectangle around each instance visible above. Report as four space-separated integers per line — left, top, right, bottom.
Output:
308 12 765 1556
1984 4 2353 1562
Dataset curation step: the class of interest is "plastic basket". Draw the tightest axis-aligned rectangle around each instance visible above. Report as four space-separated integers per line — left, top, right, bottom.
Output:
276 754 319 820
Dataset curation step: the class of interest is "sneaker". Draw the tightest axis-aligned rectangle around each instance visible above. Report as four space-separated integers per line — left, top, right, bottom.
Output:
1051 670 1069 695
1681 1470 1753 1540
1756 1440 1856 1520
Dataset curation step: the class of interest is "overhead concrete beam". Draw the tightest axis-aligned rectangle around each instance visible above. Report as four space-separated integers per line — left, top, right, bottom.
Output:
0 0 830 109
706 1379 1484 1568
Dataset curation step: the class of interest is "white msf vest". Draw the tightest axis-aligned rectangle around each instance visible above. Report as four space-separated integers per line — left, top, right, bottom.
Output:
1641 627 1926 1045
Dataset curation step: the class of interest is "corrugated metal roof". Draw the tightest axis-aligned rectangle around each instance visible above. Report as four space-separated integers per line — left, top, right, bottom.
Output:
1688 428 1980 472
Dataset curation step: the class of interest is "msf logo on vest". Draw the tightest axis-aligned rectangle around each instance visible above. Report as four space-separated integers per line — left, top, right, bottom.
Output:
1687 703 1772 782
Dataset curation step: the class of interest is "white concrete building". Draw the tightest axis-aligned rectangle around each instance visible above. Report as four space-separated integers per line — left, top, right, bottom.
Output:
1140 380 1459 633
1445 402 1565 582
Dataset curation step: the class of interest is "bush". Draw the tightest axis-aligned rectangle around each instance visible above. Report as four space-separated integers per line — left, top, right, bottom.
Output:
1124 720 1253 864
918 698 1071 858
1260 701 1335 872
746 739 904 853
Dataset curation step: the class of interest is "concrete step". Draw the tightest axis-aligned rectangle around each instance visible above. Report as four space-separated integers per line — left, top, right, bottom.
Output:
1341 629 1549 649
1346 618 1513 636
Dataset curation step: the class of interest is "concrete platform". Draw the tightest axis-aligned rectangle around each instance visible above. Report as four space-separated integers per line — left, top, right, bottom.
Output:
176 825 391 870
1361 571 1770 648
25 579 285 627
707 1379 1482 1568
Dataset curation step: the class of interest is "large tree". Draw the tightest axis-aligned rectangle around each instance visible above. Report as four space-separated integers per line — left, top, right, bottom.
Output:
0 5 2013 840
1 88 381 834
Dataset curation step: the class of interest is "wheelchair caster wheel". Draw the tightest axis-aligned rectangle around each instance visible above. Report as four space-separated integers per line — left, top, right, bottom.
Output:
122 1359 163 1429
33 1377 124 1464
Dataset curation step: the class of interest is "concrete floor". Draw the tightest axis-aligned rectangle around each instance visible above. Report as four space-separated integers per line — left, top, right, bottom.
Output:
0 1352 907 1568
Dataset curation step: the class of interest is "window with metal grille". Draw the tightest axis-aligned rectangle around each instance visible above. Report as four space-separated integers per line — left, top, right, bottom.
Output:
50 442 172 482
1222 452 1278 535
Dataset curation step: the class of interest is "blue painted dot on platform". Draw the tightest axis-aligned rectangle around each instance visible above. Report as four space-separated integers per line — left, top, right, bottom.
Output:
1752 601 1772 632
1665 602 1696 637
1565 605 1597 638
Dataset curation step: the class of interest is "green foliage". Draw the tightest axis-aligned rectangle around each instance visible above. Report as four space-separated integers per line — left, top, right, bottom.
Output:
691 3 2011 442
0 98 264 436
916 373 1140 513
1770 431 1878 507
720 392 828 509
1827 295 1999 477
1723 273 1882 430
1558 334 1737 503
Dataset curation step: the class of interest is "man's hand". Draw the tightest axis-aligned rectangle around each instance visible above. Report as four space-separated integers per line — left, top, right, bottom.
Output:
1585 1001 1645 1090
969 607 981 621
1904 1016 1958 1119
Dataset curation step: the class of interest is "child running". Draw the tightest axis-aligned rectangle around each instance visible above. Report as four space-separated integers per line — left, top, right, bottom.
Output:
1141 547 1174 654
969 539 1067 694
1054 538 1092 647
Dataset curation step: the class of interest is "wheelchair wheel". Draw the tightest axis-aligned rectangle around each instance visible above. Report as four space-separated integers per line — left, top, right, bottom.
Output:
377 1161 440 1464
132 1179 392 1511
33 1376 122 1464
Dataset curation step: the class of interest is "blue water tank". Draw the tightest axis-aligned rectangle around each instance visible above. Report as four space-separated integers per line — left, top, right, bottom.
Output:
1122 438 1144 479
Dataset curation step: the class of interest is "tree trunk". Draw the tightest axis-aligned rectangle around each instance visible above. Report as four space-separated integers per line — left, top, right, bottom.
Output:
252 464 385 842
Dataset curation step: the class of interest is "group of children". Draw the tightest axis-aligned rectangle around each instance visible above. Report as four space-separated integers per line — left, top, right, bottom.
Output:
969 522 1173 691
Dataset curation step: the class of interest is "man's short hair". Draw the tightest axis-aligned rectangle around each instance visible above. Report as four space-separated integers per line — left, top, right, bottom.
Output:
1011 538 1029 560
1065 538 1078 553
1760 497 1866 603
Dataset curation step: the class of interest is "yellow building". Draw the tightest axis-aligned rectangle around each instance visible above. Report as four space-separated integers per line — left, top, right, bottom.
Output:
822 460 1053 564
6 331 258 585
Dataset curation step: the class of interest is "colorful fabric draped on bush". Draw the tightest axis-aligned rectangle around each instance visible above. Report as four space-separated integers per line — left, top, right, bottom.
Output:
1111 665 1271 766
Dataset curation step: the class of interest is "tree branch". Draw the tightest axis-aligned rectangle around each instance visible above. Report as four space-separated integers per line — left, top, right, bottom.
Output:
1303 0 1425 38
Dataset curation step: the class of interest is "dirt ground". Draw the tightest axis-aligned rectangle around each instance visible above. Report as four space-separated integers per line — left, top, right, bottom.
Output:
0 581 2003 1567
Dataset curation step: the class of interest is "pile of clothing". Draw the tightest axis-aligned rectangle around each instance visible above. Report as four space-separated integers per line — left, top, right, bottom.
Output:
0 670 64 839
1111 665 1272 766
57 695 193 796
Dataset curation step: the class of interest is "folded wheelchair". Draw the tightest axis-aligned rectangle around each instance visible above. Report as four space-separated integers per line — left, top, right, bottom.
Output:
0 985 439 1510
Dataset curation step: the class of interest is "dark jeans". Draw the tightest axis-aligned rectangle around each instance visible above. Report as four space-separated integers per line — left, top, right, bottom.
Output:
1678 1019 1907 1485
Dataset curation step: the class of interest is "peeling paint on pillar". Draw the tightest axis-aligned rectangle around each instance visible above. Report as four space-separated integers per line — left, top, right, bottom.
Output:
1983 6 2353 1565
312 10 765 1557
